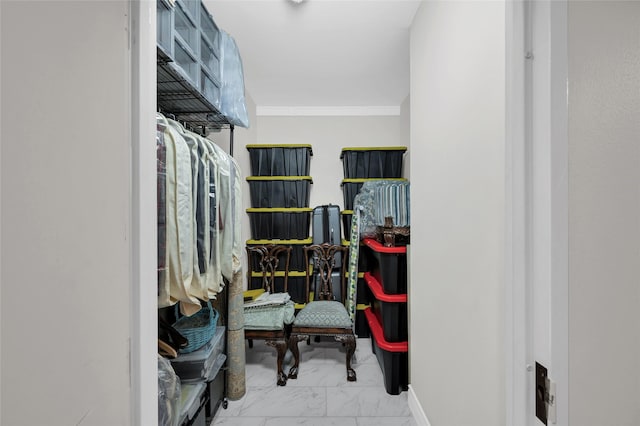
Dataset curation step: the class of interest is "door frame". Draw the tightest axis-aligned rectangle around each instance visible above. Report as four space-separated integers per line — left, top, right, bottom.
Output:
129 1 158 425
505 1 569 425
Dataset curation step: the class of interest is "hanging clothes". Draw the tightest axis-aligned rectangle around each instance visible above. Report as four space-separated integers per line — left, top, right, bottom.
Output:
200 136 224 299
208 142 234 281
169 121 212 302
157 120 168 298
158 115 201 316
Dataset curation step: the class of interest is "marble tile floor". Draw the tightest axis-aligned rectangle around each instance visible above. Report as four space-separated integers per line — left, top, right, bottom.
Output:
211 338 416 426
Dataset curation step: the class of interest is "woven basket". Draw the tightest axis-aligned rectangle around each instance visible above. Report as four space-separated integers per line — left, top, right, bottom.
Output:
172 300 219 354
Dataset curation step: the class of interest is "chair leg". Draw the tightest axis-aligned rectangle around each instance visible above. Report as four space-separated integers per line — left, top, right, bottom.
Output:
336 334 357 382
266 340 288 386
287 334 305 379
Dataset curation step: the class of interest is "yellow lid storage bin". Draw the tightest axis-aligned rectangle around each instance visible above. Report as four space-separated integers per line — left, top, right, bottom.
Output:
340 146 407 179
246 144 313 176
247 176 313 208
246 208 312 240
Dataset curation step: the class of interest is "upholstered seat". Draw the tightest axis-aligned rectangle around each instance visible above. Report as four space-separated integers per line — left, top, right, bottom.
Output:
292 300 351 328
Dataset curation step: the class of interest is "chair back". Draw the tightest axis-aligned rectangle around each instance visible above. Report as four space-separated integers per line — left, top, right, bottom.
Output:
303 243 348 303
246 244 292 294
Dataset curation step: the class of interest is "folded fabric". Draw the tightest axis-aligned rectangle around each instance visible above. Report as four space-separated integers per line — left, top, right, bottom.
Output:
244 301 295 331
244 291 291 308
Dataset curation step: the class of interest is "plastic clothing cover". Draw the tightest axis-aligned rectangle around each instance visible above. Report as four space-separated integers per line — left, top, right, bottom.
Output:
158 115 201 316
208 142 233 282
353 180 410 240
230 155 243 274
220 30 249 128
200 137 223 297
172 122 208 301
157 121 168 296
158 355 181 426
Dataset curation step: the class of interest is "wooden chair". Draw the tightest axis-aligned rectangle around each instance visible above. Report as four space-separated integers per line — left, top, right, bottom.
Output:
244 244 295 386
288 243 356 382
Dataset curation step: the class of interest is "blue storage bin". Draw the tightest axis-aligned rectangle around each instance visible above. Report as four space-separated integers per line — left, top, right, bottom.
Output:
176 0 199 25
201 67 221 108
200 36 220 79
174 2 198 57
200 3 220 58
157 0 174 60
172 38 199 88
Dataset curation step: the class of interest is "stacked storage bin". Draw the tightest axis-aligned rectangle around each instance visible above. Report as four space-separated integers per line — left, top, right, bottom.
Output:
340 146 407 338
170 326 227 425
362 238 408 395
245 145 313 306
157 2 228 423
157 0 223 109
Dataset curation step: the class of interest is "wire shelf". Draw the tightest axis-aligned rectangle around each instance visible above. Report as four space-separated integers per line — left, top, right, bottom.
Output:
157 52 230 132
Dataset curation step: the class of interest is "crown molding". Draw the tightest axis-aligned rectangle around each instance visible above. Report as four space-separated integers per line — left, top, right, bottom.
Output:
256 106 401 116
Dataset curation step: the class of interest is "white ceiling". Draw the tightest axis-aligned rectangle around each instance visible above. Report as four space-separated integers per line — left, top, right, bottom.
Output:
203 0 421 111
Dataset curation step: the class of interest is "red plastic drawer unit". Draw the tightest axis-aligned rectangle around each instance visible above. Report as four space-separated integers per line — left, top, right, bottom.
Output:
363 238 407 294
364 307 408 395
364 272 408 342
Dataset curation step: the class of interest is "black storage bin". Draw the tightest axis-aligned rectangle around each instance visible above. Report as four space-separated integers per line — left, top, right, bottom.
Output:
343 240 373 273
247 238 312 272
178 382 207 426
340 146 407 178
205 367 226 422
247 144 313 176
341 210 353 240
355 304 371 338
341 178 408 211
247 208 312 240
357 273 370 305
247 176 313 208
341 179 366 211
345 271 370 305
363 238 407 294
248 270 307 304
364 307 408 395
365 272 407 342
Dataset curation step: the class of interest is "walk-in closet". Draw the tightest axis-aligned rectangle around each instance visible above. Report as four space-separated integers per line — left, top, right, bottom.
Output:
7 1 635 425
155 1 412 425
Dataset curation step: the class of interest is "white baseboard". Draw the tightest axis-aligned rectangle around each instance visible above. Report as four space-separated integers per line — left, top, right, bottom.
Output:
408 385 431 426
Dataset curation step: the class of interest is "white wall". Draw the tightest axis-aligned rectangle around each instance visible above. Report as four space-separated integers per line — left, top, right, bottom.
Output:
400 96 411 180
1 1 133 425
567 2 640 425
409 2 505 425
